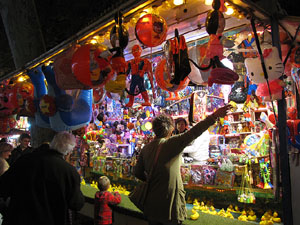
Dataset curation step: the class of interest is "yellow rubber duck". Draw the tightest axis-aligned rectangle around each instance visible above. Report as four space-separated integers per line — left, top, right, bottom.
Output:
218 209 226 217
260 220 274 225
193 199 200 210
248 210 257 221
234 206 241 213
81 178 86 185
209 206 217 215
272 212 281 223
199 201 206 211
202 206 210 214
227 204 233 212
225 211 234 219
190 209 200 220
238 210 248 221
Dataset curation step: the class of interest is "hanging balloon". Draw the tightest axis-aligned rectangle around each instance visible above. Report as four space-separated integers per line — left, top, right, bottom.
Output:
71 44 114 88
0 117 17 134
135 14 168 47
110 11 129 49
154 58 189 92
205 0 225 35
53 45 88 90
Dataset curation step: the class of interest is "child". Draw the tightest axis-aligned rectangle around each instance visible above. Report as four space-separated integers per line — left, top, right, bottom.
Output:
94 176 121 225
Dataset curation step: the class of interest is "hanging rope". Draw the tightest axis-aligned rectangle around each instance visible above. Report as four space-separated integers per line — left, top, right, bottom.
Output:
250 18 278 125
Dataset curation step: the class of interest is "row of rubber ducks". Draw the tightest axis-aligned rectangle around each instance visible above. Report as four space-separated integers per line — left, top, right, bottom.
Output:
190 200 281 224
190 200 235 220
81 178 130 195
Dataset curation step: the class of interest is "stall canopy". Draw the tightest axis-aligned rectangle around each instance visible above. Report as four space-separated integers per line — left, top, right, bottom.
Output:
0 0 296 81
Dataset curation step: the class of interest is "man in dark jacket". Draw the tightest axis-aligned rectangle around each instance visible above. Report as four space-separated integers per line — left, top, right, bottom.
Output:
7 133 33 165
0 131 85 225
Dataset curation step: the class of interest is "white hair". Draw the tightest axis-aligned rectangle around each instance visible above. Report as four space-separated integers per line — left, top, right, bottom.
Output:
50 131 76 155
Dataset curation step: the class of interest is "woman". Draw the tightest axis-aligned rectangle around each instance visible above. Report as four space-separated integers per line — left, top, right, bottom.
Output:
0 142 13 176
134 105 231 225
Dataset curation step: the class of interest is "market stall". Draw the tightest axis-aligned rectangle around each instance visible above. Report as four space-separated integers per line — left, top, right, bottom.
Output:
0 0 299 224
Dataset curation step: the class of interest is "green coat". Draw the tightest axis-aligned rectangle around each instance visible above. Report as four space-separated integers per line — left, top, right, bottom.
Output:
134 116 215 223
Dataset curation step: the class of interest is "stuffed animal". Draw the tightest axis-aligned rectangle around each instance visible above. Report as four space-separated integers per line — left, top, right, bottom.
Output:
245 47 285 101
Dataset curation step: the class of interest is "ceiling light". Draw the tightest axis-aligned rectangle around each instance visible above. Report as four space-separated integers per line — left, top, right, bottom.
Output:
173 0 184 6
205 0 213 5
225 6 234 15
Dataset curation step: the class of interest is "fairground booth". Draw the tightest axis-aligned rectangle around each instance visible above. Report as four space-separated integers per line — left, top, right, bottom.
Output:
0 0 299 224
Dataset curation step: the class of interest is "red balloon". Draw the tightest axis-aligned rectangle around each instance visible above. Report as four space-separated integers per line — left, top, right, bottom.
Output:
135 14 168 47
72 44 113 87
287 107 297 120
39 95 56 117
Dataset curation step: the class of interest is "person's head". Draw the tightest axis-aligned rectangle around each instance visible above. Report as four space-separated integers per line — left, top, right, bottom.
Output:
152 114 174 138
175 117 188 133
0 142 13 159
19 133 31 149
98 176 110 191
50 131 76 156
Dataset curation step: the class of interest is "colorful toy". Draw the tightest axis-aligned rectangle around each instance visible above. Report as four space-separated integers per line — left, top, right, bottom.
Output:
190 209 200 220
135 14 168 47
54 45 88 90
257 158 273 189
125 45 155 107
245 47 285 101
71 43 114 88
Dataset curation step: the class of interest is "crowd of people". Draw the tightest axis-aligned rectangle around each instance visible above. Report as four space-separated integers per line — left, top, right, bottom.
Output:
0 104 230 225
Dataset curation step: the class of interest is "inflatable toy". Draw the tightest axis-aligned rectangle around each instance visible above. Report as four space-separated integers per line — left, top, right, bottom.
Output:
125 45 155 107
72 43 114 88
27 67 51 128
42 65 93 132
245 47 285 101
54 45 89 90
135 14 168 47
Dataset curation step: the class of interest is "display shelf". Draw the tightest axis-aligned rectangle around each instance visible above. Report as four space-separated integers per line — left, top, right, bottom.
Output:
225 132 252 138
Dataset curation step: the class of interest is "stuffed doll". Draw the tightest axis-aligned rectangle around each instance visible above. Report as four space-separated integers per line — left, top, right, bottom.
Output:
245 47 285 101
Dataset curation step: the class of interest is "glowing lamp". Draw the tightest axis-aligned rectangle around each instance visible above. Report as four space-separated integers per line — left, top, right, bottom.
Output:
145 121 152 130
205 0 213 5
225 6 234 15
173 0 184 6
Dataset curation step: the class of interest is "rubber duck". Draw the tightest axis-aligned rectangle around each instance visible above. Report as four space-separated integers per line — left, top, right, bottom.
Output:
199 201 206 211
272 212 281 223
225 211 234 219
202 206 210 214
218 209 226 217
260 220 274 225
227 204 233 212
209 206 217 215
248 210 257 221
81 178 86 185
238 210 248 221
193 199 200 210
190 209 200 220
234 205 241 213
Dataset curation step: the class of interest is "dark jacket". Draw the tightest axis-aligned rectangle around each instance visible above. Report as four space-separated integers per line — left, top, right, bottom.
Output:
7 145 33 165
0 148 84 225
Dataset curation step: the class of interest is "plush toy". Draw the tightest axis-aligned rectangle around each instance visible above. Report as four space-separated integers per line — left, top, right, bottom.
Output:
125 45 155 107
245 47 285 101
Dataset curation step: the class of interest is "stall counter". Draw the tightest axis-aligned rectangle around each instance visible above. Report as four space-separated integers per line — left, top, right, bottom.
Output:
81 184 282 225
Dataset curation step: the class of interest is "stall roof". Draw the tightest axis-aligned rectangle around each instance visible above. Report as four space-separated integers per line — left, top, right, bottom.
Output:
0 0 299 81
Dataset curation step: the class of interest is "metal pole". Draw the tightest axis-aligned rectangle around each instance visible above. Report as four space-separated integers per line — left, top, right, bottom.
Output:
271 14 293 225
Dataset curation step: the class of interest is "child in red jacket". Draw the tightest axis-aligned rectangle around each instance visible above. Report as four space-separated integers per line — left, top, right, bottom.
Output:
94 176 121 225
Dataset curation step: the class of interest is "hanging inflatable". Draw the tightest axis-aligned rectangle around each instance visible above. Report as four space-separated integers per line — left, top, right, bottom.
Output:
42 65 93 132
245 47 285 101
72 43 114 88
135 14 168 47
27 67 51 128
53 45 89 90
188 45 210 85
155 58 189 97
